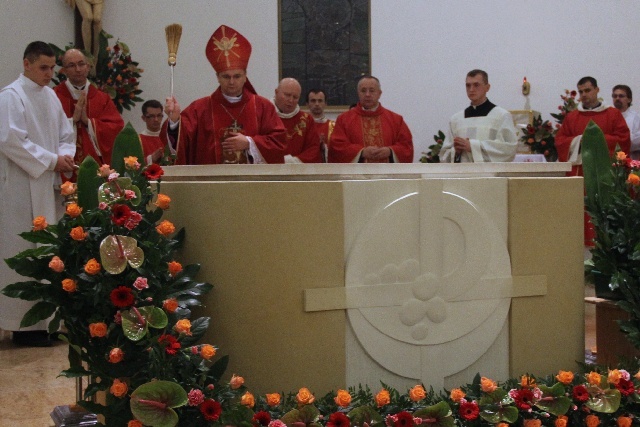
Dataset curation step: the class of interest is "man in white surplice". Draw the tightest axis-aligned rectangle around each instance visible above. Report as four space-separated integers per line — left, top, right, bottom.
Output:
0 41 76 346
440 69 518 163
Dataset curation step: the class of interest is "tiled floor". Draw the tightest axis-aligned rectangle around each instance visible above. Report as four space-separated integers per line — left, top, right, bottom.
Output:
0 287 599 427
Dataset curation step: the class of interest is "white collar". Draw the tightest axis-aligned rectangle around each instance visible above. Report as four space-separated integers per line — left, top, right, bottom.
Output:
65 79 89 100
141 129 161 137
223 93 243 104
273 99 300 119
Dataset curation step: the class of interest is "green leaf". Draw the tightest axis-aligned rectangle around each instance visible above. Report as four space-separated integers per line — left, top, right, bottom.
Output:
144 306 168 329
1 281 46 300
111 122 145 175
18 230 60 245
348 405 384 427
20 301 56 328
413 401 454 427
585 386 621 413
121 308 149 341
76 155 102 210
179 316 209 346
130 380 187 427
583 121 615 209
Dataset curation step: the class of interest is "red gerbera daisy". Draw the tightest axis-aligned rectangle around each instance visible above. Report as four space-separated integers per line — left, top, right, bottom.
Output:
200 398 221 421
158 334 181 355
394 411 415 427
511 388 535 410
144 164 164 180
327 412 351 427
111 204 132 226
110 286 135 308
572 385 589 402
459 400 480 421
253 411 271 427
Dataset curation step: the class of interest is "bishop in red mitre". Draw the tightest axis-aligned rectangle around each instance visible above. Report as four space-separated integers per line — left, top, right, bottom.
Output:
164 25 286 164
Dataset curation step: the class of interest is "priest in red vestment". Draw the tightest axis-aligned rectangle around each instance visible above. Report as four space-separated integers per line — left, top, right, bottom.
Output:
329 76 413 163
164 25 285 165
274 78 321 163
54 49 124 176
555 76 630 246
139 99 172 164
307 88 335 163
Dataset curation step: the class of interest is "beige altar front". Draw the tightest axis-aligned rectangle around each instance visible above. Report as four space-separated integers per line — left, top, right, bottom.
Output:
161 162 584 395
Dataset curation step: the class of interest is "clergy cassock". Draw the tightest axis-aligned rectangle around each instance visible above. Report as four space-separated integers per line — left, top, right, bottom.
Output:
139 130 166 164
328 103 413 163
281 109 322 163
316 119 335 163
441 100 518 163
172 86 286 165
54 82 124 174
0 74 75 331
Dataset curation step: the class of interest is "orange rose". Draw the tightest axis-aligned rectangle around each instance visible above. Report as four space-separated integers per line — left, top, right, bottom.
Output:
450 388 465 403
124 156 139 169
334 389 352 407
62 278 77 292
60 181 76 196
555 415 568 427
89 322 107 338
480 376 497 393
163 298 178 313
617 151 628 161
200 344 216 360
524 420 541 427
32 216 48 231
49 256 65 273
297 387 315 405
98 164 114 178
109 347 124 363
241 391 255 407
627 173 640 186
266 393 281 407
230 374 244 389
128 421 143 427
635 370 640 381
498 424 509 427
84 258 101 275
66 203 83 218
587 371 602 386
409 384 426 402
168 261 182 276
608 369 622 385
555 370 574 385
156 220 176 236
155 194 171 210
521 375 536 388
110 378 128 398
70 226 87 241
617 416 632 427
586 414 600 427
174 319 192 335
375 389 390 407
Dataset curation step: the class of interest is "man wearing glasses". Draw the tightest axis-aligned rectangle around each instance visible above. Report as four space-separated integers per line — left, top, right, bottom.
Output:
54 48 123 177
612 85 640 160
139 99 173 164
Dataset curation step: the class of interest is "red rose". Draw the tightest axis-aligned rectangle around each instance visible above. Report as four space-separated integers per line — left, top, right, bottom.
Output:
144 164 164 180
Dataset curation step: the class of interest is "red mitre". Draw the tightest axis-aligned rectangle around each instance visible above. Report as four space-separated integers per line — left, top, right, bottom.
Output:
205 25 251 73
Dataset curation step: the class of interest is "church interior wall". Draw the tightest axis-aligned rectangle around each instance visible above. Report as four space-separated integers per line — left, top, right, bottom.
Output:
1 1 638 161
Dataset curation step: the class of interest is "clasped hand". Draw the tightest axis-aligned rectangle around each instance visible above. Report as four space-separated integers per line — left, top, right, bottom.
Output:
73 93 88 126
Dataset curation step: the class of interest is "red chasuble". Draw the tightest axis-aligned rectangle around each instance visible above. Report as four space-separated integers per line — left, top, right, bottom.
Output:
54 83 124 171
281 110 322 163
139 134 165 163
328 103 413 163
173 87 286 165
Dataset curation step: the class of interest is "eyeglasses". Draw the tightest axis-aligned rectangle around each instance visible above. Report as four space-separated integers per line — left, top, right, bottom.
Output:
63 62 88 69
144 114 164 120
612 94 628 99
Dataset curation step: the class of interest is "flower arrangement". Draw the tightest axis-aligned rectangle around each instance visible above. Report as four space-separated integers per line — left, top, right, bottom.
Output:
419 130 445 163
551 90 579 126
238 369 636 427
50 30 143 113
1 129 245 426
520 115 558 161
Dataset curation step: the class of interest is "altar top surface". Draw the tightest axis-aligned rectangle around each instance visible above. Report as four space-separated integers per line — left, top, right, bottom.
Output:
162 162 572 182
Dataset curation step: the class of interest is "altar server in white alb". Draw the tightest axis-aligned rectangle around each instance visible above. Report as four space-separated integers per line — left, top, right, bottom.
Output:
0 41 76 347
440 69 518 163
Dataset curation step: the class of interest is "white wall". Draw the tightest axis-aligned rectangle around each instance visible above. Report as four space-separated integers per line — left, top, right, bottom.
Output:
3 1 639 161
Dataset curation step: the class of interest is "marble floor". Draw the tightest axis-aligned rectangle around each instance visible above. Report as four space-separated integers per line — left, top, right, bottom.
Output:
0 286 599 427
